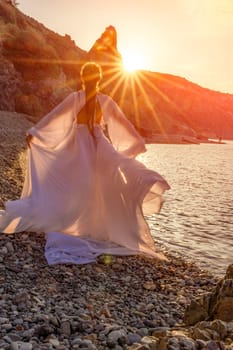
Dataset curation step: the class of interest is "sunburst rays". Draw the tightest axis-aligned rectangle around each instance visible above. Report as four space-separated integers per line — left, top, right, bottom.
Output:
99 58 194 140
134 71 171 140
96 59 171 138
13 54 190 140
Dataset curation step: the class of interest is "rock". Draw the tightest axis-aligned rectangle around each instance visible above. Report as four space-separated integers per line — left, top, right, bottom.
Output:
143 281 156 291
60 320 71 336
184 297 210 326
210 319 228 339
166 337 179 350
0 247 8 256
71 338 82 346
48 315 60 327
9 343 19 350
151 327 170 338
47 337 60 347
211 279 233 321
141 336 159 350
113 346 123 350
5 241 14 253
19 343 33 350
184 264 233 325
0 318 9 324
204 340 226 350
5 333 21 342
145 303 155 311
107 329 127 347
191 327 212 341
177 336 196 350
127 332 142 345
35 324 55 337
9 343 32 350
21 329 35 340
77 339 96 350
196 339 207 348
137 328 149 337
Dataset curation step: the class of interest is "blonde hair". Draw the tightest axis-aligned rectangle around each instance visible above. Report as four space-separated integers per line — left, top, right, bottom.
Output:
80 62 102 91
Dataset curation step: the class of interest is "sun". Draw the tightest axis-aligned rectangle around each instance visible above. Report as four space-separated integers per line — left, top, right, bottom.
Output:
121 50 146 73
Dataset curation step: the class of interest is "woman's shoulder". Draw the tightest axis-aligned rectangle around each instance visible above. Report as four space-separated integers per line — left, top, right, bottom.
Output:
62 91 81 103
97 92 111 100
97 93 116 108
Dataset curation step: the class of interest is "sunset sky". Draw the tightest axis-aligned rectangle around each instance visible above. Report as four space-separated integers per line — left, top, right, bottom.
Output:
18 0 233 94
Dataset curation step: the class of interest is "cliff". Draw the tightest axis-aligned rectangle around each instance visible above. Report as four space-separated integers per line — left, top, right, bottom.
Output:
0 0 86 118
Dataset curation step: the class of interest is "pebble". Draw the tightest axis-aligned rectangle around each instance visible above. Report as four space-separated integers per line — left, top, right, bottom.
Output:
127 333 142 345
9 343 32 350
107 329 127 347
5 241 14 253
47 337 60 347
0 318 9 324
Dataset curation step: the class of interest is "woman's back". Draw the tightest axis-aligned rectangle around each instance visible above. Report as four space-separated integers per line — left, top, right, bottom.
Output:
76 96 102 125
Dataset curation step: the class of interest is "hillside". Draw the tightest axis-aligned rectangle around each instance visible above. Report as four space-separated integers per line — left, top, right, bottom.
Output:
0 0 86 117
0 0 233 140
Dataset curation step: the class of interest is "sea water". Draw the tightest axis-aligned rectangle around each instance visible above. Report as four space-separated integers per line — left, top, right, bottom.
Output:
141 141 233 277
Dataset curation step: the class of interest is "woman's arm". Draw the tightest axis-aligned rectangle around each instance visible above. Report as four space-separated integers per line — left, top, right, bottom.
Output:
27 92 78 149
103 95 146 158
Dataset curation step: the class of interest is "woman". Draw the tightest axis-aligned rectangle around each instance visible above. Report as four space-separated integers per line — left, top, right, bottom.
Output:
0 62 170 264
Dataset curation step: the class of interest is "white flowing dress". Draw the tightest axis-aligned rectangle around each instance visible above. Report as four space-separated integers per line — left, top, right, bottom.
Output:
0 91 170 264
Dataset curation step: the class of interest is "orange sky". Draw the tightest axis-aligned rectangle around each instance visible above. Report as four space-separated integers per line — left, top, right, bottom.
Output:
18 0 233 94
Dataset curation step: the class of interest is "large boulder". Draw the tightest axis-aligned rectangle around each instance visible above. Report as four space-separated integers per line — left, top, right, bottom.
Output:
184 264 233 325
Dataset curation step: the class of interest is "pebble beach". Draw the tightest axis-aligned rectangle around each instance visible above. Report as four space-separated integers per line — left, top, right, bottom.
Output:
0 231 219 349
0 111 233 349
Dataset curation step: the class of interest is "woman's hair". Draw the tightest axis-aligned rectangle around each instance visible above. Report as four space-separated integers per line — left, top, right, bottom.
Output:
80 62 102 138
80 62 102 91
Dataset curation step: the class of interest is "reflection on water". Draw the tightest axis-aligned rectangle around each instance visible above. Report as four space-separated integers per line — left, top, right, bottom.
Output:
141 141 233 277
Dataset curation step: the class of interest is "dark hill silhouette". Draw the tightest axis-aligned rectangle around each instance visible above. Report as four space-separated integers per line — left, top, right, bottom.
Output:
0 0 233 141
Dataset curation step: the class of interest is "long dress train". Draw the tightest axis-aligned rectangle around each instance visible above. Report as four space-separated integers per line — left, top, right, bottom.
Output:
0 91 170 264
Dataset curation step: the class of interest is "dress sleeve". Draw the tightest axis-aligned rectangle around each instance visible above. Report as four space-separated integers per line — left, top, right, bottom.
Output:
103 95 146 158
28 92 78 149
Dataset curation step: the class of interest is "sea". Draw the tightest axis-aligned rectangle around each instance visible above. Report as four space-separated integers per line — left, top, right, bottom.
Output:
140 141 233 277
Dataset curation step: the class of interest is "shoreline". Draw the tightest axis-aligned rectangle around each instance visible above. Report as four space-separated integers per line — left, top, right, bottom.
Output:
0 231 221 349
145 134 228 145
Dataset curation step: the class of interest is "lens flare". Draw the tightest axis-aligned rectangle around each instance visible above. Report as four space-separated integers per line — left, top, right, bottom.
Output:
121 50 146 72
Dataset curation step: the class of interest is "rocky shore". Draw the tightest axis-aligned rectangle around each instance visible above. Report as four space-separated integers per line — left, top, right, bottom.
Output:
0 231 228 350
1 111 233 349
